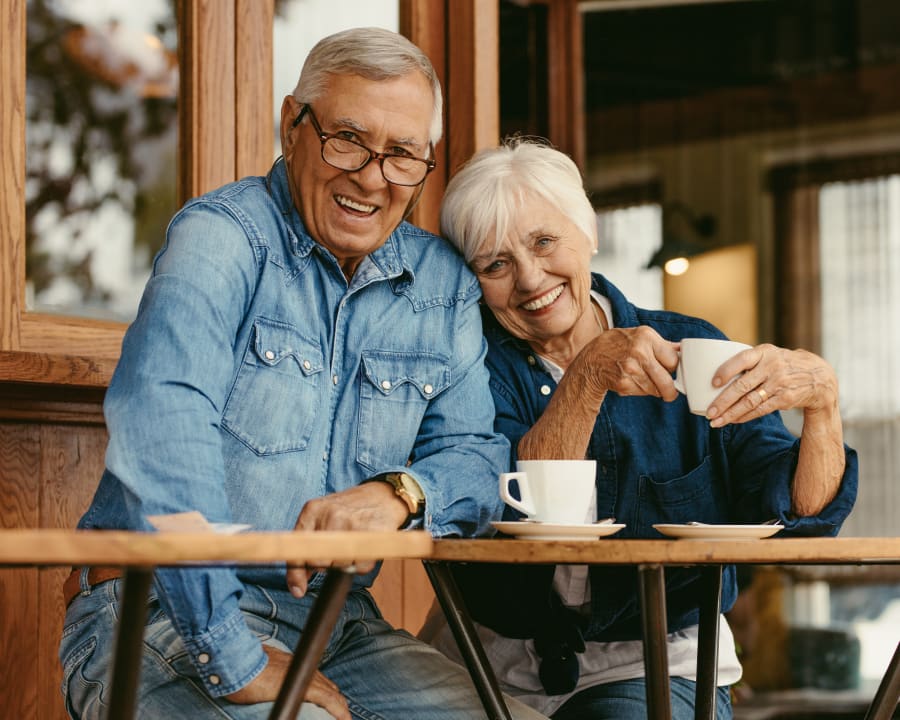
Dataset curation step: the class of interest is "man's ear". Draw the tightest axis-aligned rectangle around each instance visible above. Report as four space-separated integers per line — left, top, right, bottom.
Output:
279 96 301 155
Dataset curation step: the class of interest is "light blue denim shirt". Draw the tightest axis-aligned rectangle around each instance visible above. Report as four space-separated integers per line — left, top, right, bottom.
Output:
77 158 509 696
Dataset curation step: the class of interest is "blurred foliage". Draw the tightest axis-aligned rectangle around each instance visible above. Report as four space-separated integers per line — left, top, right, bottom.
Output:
25 0 178 311
25 0 294 314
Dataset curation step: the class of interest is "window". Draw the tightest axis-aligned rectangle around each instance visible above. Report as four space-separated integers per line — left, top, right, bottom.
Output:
25 0 179 322
593 203 664 311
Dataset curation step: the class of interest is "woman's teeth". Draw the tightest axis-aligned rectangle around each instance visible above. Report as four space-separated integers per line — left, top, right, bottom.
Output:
522 285 564 311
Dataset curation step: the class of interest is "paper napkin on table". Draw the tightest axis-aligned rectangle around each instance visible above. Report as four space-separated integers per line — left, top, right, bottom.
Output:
146 511 251 534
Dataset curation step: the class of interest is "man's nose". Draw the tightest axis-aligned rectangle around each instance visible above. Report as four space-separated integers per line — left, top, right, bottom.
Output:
348 156 389 190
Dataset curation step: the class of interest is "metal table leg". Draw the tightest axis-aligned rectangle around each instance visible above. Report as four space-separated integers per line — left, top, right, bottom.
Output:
269 567 355 720
694 565 723 720
423 561 513 720
863 640 900 720
638 564 672 720
107 567 154 720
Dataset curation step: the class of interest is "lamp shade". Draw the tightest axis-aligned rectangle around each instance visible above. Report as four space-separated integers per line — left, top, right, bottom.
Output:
645 202 718 271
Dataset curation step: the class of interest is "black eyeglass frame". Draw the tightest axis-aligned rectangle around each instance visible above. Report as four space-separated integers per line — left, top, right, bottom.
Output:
291 104 436 187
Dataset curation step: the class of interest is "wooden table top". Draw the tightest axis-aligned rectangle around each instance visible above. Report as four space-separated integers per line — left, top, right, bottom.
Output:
430 537 900 565
0 529 433 567
2 530 898 568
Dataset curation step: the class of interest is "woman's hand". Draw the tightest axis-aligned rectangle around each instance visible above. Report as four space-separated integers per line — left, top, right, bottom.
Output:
574 326 681 401
705 344 839 428
225 645 350 720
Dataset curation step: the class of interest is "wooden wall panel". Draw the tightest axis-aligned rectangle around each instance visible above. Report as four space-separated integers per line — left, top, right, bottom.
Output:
179 0 237 202
0 420 106 720
235 0 274 178
400 0 447 235
0 0 25 352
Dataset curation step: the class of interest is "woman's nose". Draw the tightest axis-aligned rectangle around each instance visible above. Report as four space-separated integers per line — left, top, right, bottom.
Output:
515 255 543 292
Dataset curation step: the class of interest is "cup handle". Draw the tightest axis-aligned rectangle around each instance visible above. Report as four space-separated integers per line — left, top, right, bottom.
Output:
499 471 535 516
673 353 685 394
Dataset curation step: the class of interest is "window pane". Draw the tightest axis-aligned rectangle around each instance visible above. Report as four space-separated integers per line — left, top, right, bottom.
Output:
272 0 398 159
820 176 900 419
25 0 178 322
593 204 664 311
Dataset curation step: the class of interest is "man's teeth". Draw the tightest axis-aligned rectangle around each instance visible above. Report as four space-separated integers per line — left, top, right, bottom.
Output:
522 286 564 311
336 195 376 213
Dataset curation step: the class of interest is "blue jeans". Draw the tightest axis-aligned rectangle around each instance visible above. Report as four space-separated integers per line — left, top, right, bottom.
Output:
59 578 547 720
551 677 732 720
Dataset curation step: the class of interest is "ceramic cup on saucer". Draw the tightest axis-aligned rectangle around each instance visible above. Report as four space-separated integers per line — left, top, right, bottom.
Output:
499 459 596 524
674 338 752 416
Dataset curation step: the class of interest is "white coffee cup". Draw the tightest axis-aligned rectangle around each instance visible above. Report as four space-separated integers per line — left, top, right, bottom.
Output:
499 459 596 524
674 338 752 416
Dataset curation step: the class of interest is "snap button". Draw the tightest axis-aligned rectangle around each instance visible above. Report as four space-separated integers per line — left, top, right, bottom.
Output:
527 356 536 366
424 383 434 394
540 385 551 396
208 674 220 686
332 375 338 385
197 652 210 664
303 360 311 370
264 350 275 361
381 380 392 390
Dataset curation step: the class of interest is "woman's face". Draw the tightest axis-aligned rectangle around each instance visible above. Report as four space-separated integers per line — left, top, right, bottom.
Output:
470 194 596 349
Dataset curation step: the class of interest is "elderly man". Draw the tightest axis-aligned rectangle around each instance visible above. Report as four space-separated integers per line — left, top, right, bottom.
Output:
59 28 546 720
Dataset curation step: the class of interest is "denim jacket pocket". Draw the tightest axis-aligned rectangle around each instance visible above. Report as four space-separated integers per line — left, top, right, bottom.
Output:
223 317 324 455
357 350 450 471
643 454 721 527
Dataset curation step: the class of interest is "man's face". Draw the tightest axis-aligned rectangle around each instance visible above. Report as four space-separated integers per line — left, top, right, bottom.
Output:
280 72 434 278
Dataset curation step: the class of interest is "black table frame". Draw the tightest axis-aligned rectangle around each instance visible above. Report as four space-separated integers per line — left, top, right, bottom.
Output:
424 560 900 720
106 566 356 720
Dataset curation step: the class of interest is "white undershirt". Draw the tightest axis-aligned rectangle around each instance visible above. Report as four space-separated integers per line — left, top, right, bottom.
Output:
430 292 742 716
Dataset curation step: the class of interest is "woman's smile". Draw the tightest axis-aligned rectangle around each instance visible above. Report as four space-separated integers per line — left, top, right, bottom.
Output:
520 284 565 312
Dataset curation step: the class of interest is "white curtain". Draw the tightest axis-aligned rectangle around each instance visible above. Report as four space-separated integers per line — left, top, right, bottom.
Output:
819 175 900 536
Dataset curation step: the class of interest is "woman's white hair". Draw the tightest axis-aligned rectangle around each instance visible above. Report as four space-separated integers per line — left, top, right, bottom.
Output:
440 137 596 264
292 27 443 146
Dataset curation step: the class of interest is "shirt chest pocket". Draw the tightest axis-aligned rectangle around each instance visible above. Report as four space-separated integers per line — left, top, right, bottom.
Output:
223 318 324 455
357 351 450 472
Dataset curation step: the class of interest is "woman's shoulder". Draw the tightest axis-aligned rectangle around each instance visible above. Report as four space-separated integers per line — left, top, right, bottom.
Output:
636 307 728 342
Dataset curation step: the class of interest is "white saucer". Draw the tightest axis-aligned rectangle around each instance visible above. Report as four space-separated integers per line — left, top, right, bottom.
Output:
491 520 626 541
653 523 783 540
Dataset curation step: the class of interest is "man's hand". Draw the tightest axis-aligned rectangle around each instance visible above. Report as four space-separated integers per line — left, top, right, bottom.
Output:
286 482 409 597
225 645 350 720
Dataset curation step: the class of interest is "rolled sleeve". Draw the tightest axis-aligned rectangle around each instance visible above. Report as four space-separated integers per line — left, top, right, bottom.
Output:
764 445 859 536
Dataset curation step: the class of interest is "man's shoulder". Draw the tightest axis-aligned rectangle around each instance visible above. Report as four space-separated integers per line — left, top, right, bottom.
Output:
172 175 286 247
393 222 478 295
184 175 270 211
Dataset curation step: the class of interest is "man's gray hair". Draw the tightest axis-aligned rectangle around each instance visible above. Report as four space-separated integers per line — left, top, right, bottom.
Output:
293 27 443 146
440 137 597 263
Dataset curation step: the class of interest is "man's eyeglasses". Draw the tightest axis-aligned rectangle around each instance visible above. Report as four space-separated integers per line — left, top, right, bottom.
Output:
292 104 435 187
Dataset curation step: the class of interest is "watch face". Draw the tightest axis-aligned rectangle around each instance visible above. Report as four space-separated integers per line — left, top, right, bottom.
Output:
398 473 425 502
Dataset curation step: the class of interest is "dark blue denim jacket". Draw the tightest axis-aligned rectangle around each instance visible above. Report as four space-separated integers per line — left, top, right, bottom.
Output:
454 273 858 652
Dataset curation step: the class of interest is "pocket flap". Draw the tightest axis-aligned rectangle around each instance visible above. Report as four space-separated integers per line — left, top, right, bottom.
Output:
253 318 323 376
361 351 450 398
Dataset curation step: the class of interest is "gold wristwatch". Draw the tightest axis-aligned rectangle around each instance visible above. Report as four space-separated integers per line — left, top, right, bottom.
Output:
379 471 425 521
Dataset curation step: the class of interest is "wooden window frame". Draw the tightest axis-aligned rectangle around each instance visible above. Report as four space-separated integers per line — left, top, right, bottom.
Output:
0 0 272 386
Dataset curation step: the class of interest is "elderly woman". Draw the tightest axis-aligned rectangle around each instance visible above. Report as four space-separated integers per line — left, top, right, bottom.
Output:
426 138 858 720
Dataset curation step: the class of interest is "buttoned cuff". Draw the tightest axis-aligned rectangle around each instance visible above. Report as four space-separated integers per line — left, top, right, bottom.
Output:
181 608 267 697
